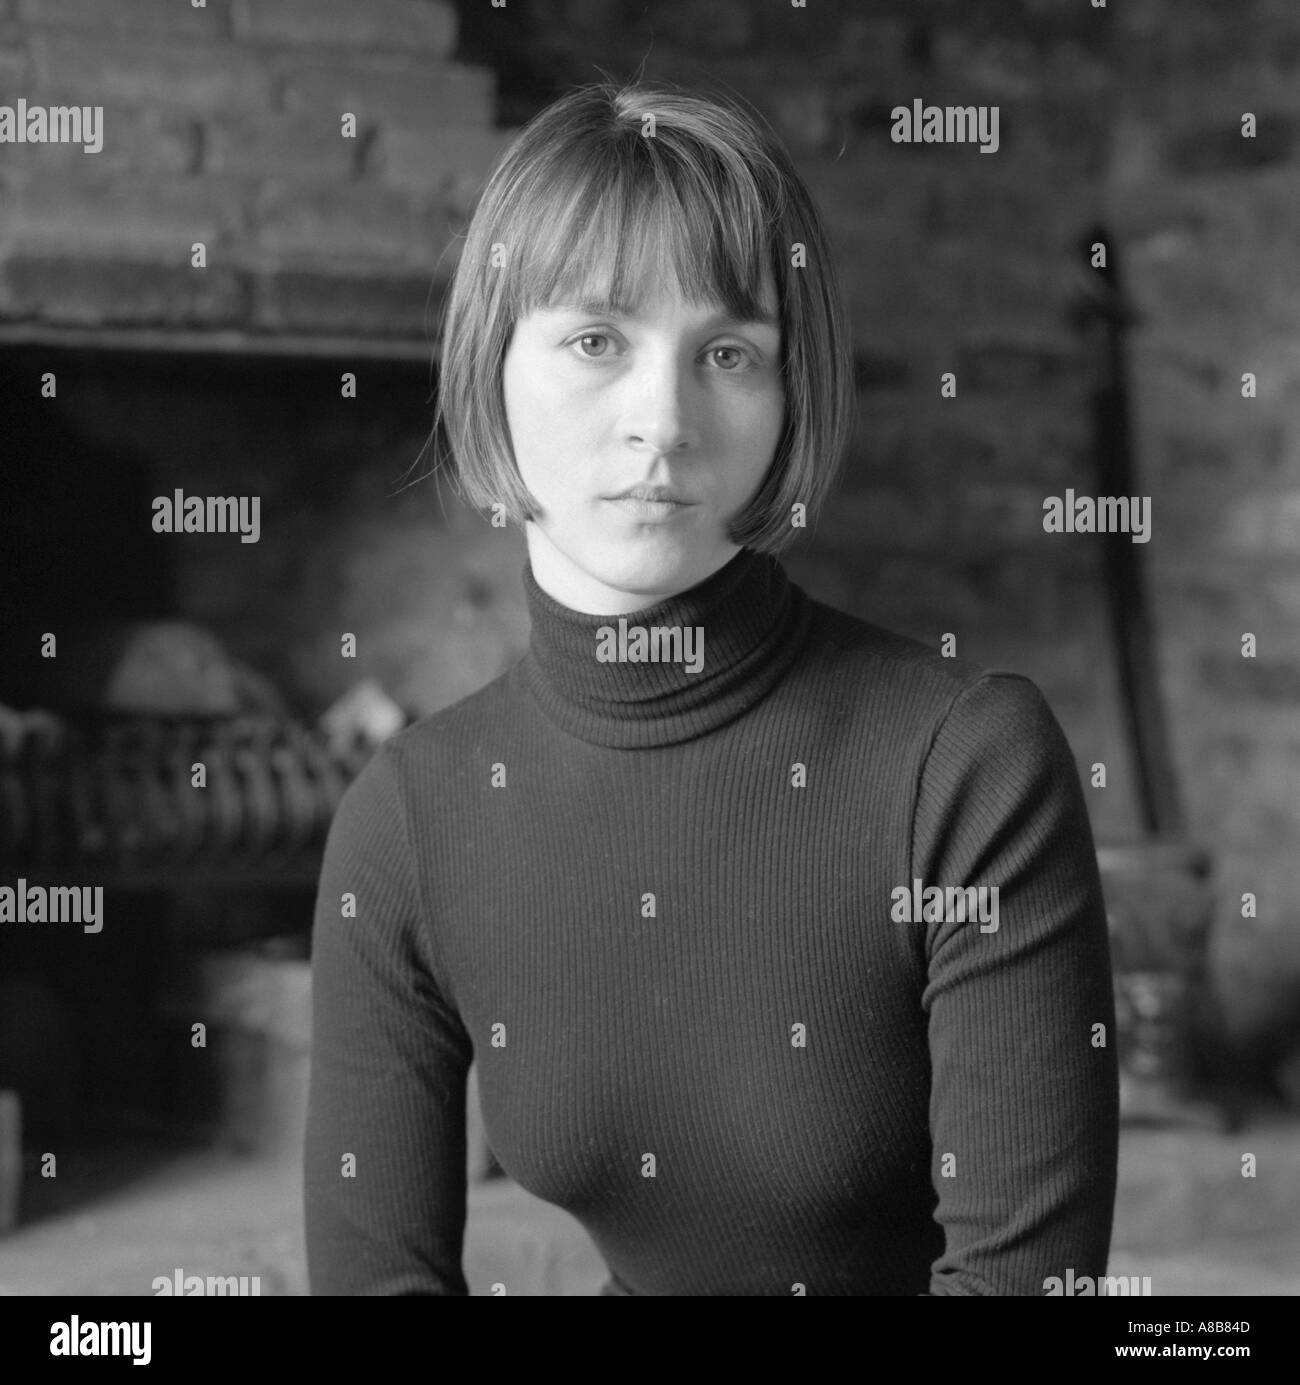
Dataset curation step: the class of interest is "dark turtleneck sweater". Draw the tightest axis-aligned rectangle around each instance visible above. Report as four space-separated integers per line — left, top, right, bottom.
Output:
304 546 1118 1295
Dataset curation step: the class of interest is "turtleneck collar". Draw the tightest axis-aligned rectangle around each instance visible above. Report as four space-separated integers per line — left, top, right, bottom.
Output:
518 546 814 749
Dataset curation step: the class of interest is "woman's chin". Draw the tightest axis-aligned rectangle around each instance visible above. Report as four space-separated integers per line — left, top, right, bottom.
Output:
585 541 716 594
525 515 737 605
538 548 705 613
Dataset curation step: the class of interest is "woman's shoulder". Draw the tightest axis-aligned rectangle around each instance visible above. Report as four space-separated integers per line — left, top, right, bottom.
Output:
390 665 521 748
334 666 522 803
803 594 999 690
798 595 1062 744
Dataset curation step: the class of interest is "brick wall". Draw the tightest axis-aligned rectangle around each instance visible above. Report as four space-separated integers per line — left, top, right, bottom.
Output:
0 0 510 335
1107 0 1300 1061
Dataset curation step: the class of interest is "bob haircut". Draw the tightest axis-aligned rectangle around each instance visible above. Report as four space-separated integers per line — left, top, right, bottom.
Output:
430 78 855 557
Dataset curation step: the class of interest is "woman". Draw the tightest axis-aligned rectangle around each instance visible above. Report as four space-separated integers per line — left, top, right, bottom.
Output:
304 78 1119 1296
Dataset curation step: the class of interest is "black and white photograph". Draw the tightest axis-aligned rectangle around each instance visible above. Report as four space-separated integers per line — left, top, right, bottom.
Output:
0 0 1295 1356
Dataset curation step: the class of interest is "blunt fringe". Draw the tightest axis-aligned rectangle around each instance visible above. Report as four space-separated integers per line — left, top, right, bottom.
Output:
429 78 855 556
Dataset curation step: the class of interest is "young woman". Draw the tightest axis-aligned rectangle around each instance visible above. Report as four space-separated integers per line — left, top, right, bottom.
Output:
304 79 1119 1296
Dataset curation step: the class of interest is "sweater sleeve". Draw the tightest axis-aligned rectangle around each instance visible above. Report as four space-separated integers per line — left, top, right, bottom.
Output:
304 740 474 1295
910 673 1119 1296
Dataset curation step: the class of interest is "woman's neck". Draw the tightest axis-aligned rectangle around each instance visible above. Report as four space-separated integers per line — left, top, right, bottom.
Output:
518 543 814 749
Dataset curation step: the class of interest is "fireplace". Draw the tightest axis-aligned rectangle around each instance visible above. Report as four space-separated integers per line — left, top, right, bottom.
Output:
0 337 523 1181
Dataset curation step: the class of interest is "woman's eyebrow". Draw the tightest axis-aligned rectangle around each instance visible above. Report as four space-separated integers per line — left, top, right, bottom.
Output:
541 299 779 330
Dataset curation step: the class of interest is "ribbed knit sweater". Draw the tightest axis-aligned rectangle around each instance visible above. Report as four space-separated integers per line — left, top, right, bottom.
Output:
304 545 1119 1296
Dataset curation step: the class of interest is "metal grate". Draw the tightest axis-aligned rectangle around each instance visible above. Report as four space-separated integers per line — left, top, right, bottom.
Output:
0 713 376 887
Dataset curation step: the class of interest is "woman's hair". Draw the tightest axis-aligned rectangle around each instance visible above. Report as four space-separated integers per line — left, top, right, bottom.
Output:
430 78 855 556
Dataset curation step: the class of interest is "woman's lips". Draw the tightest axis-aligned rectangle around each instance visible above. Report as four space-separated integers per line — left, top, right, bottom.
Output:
605 496 694 520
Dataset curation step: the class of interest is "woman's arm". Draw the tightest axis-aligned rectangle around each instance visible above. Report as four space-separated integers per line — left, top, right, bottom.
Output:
304 741 474 1294
910 673 1120 1295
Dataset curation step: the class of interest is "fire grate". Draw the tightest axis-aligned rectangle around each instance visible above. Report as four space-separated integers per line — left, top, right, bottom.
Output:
0 712 375 888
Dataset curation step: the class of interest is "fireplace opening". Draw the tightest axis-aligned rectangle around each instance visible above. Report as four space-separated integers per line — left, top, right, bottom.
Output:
0 339 474 1185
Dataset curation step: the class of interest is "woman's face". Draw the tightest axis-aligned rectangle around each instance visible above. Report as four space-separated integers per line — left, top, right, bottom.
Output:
501 267 785 615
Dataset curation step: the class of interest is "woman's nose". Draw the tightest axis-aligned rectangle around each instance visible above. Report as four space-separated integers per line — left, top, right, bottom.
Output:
623 356 696 454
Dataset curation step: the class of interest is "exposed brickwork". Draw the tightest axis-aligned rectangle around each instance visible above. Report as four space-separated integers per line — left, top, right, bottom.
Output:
0 2 474 304
16 0 229 38
1 253 250 326
276 59 495 131
250 182 441 266
366 124 515 210
28 33 276 109
4 170 247 251
204 111 359 182
0 103 201 176
253 264 446 337
229 0 457 57
1107 0 1300 1050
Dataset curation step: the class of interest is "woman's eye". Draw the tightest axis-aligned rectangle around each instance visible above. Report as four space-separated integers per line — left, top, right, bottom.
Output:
572 333 613 358
708 345 751 371
564 335 755 369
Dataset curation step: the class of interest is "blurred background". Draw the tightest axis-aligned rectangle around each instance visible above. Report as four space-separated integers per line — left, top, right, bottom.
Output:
0 0 1297 1295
